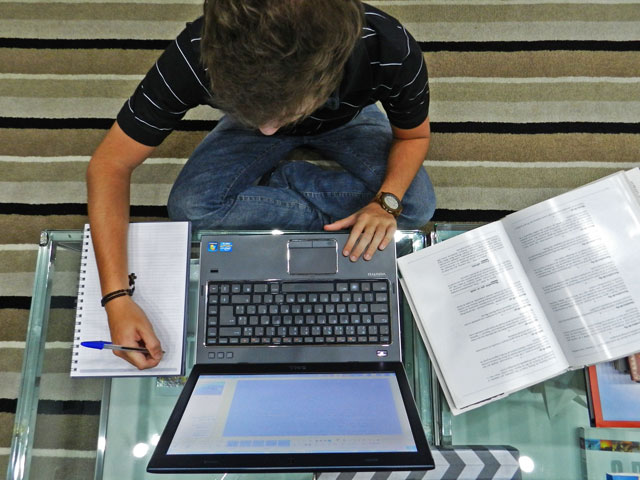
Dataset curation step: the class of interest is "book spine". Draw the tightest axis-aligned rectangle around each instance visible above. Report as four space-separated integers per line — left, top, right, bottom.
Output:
70 225 91 374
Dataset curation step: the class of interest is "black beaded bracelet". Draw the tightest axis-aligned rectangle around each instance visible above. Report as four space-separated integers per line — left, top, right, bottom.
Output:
101 273 137 307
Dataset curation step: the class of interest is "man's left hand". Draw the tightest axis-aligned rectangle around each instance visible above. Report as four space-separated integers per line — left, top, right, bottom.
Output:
324 202 396 261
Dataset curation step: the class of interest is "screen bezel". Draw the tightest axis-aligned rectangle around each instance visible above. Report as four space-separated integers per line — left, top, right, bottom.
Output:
147 362 434 473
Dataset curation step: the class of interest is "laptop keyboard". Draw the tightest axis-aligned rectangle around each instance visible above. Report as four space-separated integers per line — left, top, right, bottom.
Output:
205 280 392 346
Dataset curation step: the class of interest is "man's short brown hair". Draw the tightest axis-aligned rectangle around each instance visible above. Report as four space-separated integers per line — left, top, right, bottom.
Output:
201 0 364 129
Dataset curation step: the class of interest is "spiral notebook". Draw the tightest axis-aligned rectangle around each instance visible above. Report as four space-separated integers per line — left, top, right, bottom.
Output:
71 222 191 377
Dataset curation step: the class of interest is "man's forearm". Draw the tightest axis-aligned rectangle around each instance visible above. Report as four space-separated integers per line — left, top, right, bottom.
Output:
87 162 133 295
378 135 429 201
86 122 155 296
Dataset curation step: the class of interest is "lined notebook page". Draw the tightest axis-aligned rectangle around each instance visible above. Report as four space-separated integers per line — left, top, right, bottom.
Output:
71 222 190 377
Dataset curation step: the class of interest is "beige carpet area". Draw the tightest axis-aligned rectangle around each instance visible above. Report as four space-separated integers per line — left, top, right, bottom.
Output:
1 0 639 478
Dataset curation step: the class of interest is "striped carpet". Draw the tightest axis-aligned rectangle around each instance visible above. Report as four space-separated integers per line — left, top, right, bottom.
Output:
1 0 639 477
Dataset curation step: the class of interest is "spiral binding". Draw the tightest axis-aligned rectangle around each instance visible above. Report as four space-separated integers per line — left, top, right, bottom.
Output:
71 225 91 373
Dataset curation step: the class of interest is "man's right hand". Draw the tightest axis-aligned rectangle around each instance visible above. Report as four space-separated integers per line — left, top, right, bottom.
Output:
105 296 163 370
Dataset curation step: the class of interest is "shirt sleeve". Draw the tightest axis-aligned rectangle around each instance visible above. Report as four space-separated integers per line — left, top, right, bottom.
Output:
380 28 430 130
116 19 212 146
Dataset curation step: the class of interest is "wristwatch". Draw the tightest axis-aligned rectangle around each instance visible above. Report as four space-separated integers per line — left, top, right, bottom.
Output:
373 191 403 218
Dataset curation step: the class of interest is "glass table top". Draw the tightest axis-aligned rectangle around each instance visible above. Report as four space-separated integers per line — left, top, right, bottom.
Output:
8 226 598 479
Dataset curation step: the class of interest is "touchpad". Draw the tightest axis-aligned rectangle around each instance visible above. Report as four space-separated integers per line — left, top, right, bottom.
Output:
288 239 338 275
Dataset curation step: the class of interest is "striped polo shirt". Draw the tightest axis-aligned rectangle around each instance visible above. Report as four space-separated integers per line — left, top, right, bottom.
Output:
117 3 430 147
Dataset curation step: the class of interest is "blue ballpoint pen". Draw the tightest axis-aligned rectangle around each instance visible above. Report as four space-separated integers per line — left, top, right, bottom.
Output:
81 340 151 354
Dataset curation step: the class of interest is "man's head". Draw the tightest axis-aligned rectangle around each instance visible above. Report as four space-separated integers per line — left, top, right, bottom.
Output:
201 0 364 132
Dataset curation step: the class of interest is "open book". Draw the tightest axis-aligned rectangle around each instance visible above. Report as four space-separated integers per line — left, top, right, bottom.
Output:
398 169 640 414
71 221 191 377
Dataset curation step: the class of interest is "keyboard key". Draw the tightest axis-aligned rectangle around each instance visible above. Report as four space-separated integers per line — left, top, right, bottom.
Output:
374 314 389 324
373 282 388 291
219 327 241 336
232 294 251 304
219 306 236 326
282 282 335 293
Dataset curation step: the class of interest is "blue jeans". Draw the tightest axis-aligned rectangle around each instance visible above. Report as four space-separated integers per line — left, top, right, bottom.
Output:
167 105 436 230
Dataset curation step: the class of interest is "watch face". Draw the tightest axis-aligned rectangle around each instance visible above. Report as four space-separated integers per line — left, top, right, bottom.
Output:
383 194 399 210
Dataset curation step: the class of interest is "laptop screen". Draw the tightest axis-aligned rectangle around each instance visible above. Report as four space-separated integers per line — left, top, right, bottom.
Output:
148 362 434 473
168 372 417 455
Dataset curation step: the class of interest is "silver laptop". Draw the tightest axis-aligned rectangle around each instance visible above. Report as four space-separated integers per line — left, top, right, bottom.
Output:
148 232 434 474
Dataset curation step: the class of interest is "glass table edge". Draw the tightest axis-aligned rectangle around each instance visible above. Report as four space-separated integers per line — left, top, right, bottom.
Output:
8 231 61 480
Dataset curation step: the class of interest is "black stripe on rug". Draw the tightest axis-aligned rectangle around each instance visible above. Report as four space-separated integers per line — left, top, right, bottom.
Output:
2 117 639 134
2 38 639 52
0 398 101 415
0 38 170 49
0 203 168 217
0 296 80 310
432 209 513 223
420 40 640 52
1 203 509 223
432 122 640 134
0 297 32 309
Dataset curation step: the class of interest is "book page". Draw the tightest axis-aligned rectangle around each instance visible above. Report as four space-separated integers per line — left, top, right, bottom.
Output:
503 173 640 366
398 222 568 411
72 222 190 377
